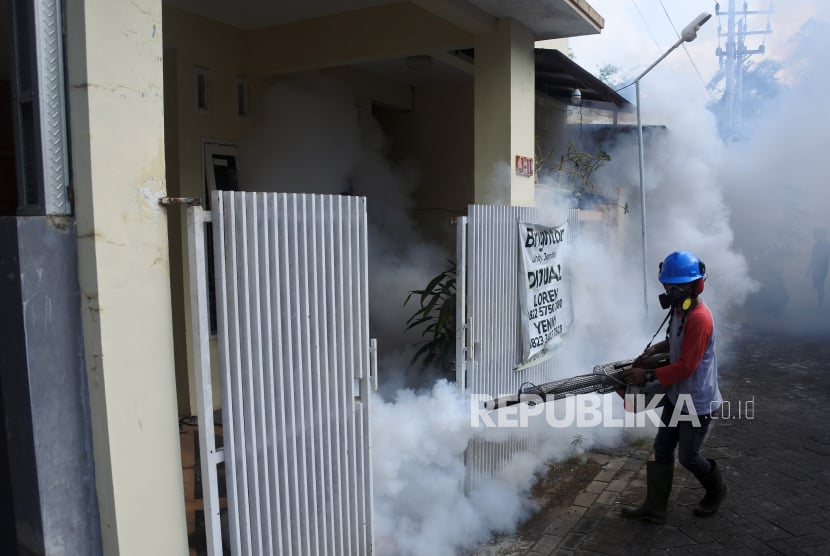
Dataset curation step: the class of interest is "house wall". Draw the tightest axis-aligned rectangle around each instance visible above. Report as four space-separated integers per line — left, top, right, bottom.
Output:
247 3 474 76
536 94 570 179
536 38 569 51
163 7 259 415
375 82 475 253
162 7 476 415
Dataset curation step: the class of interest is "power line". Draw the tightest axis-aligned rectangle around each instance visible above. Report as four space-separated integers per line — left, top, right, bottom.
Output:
631 0 665 56
656 0 714 98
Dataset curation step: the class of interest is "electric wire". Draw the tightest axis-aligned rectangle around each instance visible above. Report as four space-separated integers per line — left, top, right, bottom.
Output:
622 0 714 101
631 0 666 57
613 0 665 92
656 0 715 99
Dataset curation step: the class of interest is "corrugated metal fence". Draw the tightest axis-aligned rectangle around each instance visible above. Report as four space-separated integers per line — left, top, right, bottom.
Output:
188 191 375 556
456 205 578 487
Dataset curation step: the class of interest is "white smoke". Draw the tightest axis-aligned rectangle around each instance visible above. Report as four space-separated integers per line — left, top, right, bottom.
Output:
239 73 361 196
239 73 449 382
632 76 758 325
571 0 830 342
237 73 649 556
719 12 830 335
371 381 638 556
237 58 774 555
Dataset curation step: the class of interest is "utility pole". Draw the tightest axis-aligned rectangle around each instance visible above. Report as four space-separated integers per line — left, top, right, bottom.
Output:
715 1 773 137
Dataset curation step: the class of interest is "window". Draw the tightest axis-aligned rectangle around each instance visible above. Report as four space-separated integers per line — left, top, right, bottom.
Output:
203 142 240 333
194 67 210 112
235 78 250 117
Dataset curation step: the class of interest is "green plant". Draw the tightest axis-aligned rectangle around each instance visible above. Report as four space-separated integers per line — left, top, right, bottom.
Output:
404 261 456 374
550 143 611 195
568 433 587 464
536 142 628 212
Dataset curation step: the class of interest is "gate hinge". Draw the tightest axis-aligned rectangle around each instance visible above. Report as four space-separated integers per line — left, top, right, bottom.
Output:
159 196 202 206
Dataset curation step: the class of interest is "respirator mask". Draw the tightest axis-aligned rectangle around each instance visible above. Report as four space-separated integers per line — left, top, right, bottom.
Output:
658 285 694 311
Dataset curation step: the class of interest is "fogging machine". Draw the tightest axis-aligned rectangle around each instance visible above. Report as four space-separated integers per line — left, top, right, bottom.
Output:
484 353 668 412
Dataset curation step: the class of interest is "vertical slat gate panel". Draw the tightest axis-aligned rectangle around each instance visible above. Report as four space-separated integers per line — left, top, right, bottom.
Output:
333 196 354 556
327 197 346 553
296 195 320 556
237 194 265 555
281 195 305 554
309 195 331 556
287 195 312 554
356 196 373 554
246 193 272 556
206 191 373 555
213 194 240 553
461 205 576 488
222 193 254 553
344 198 359 556
258 193 285 555
267 194 292 555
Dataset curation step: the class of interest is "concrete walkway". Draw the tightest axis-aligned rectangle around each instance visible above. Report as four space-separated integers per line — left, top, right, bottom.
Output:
526 330 830 555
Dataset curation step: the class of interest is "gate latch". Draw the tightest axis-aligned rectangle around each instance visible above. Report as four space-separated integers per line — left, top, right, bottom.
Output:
159 196 202 206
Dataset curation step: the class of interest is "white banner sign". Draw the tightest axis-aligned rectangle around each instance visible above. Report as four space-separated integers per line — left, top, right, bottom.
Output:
517 220 572 367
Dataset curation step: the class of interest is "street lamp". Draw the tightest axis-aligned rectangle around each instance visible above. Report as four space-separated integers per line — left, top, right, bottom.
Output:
633 12 711 319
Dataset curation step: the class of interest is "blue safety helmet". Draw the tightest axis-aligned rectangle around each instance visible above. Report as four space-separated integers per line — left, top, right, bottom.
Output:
658 251 706 284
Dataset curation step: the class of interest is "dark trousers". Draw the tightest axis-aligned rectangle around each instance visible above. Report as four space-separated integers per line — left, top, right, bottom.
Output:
653 400 712 477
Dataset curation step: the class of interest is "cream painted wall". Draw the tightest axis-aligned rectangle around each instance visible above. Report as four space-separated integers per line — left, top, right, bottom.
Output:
508 21 536 206
375 82 475 253
162 8 549 417
536 38 569 51
64 0 188 553
474 18 536 206
162 8 419 416
322 66 412 111
247 3 474 76
164 7 259 415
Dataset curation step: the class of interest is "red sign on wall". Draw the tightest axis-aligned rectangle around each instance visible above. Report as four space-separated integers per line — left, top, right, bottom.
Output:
515 155 534 177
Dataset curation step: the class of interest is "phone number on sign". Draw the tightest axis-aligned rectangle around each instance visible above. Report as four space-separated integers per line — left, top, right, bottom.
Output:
528 299 563 319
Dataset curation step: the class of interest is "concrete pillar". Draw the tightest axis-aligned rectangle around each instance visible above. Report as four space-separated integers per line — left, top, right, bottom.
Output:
474 18 536 206
64 1 188 554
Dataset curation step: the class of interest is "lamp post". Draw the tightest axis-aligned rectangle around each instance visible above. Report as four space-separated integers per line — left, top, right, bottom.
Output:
633 12 712 319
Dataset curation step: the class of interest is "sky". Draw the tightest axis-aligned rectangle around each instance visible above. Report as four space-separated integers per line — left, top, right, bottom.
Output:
570 0 820 93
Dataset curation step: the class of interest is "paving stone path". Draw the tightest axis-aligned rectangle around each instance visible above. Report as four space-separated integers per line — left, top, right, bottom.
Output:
526 330 830 555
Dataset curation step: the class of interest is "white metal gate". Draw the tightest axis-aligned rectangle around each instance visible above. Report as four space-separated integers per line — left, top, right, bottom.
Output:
456 205 577 484
188 191 376 556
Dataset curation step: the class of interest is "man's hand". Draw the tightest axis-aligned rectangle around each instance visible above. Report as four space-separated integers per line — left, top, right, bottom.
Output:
633 345 659 368
645 345 660 357
623 367 647 386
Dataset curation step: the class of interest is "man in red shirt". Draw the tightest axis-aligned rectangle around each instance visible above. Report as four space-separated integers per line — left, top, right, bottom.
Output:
621 251 727 522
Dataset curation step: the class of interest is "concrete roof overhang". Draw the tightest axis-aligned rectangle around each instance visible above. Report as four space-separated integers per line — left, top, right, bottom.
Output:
162 0 604 39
